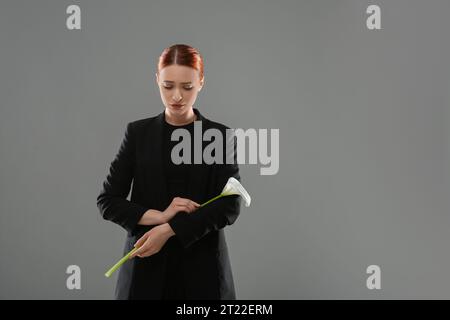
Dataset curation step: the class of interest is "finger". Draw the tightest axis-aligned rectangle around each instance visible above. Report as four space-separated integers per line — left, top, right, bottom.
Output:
191 200 200 207
138 248 153 258
184 200 196 211
130 247 142 258
174 198 186 206
173 200 186 209
184 204 195 213
173 197 184 205
134 239 144 248
173 199 184 208
175 204 190 213
141 247 160 258
134 234 148 248
133 245 151 258
180 198 192 206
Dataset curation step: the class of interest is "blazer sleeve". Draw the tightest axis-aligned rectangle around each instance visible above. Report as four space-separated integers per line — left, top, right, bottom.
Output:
168 134 242 249
96 122 149 233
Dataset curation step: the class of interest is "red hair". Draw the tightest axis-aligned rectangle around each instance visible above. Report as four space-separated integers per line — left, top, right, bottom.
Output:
157 44 204 79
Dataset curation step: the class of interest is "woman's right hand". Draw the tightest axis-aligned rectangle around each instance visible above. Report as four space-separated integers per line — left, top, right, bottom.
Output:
161 197 200 223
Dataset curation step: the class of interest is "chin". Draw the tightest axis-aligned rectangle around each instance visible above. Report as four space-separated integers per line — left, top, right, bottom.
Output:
169 105 187 111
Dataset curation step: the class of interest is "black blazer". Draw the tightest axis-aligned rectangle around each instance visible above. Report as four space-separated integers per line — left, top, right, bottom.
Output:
96 108 242 300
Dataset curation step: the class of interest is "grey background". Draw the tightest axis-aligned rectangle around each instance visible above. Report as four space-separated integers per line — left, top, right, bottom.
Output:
0 0 449 299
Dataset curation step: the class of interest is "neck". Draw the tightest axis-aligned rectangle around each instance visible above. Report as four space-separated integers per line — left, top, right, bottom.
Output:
164 107 197 126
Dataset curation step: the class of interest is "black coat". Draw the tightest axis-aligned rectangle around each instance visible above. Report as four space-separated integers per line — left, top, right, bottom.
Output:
96 108 241 300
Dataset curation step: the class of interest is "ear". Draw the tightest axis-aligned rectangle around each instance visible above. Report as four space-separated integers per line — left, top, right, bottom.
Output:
155 73 159 85
198 76 205 92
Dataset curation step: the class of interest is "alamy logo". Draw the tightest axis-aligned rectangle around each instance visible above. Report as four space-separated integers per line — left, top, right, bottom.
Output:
66 5 81 30
66 265 81 290
366 265 381 290
366 5 381 30
170 121 279 175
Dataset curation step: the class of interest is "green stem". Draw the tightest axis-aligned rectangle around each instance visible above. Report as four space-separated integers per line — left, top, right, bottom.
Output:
105 193 227 278
200 193 224 207
105 247 138 278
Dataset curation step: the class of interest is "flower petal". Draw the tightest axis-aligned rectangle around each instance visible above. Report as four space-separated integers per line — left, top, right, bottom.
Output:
221 177 252 207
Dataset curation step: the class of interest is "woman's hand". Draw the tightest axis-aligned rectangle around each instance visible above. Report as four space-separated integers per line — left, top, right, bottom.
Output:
130 223 175 258
161 197 200 223
137 209 166 226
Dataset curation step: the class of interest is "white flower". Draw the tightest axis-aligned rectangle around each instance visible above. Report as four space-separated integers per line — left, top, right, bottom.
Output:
221 177 252 207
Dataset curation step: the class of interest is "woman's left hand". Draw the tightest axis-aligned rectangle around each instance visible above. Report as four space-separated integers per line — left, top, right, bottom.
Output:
130 224 175 258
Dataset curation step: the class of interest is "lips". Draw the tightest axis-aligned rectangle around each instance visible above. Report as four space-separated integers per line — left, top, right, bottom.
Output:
171 104 184 108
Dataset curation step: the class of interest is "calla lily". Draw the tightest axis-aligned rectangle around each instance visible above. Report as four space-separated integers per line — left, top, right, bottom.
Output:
105 176 251 278
200 177 251 207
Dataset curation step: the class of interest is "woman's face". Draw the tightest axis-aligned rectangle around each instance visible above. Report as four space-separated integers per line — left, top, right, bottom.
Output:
156 64 204 116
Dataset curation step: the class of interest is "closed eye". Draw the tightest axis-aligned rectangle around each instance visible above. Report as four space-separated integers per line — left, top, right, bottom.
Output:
163 86 193 90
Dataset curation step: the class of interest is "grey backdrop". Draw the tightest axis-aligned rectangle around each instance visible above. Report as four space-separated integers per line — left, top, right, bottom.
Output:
1 0 449 299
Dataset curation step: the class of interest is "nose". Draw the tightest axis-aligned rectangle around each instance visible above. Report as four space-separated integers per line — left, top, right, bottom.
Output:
172 89 182 102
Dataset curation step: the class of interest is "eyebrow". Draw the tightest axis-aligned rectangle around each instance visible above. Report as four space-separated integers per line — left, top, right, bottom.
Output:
163 81 192 84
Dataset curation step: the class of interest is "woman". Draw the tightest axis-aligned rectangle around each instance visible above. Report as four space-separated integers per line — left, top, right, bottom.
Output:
97 44 242 300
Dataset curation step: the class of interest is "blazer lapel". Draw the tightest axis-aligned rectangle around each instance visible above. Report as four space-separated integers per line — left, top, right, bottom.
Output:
144 111 167 209
186 108 208 204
